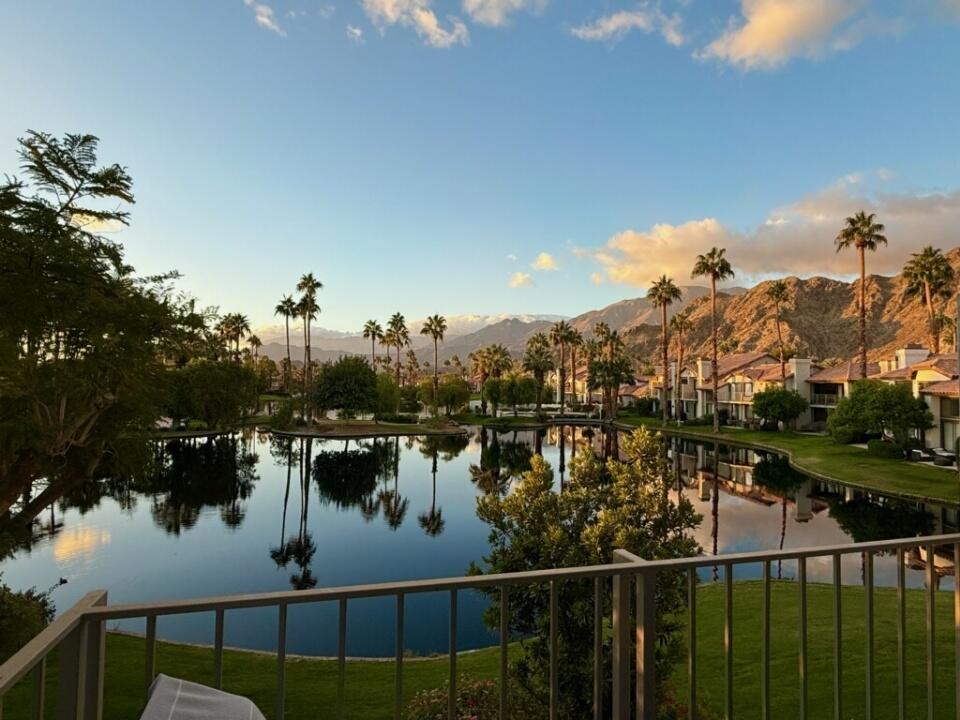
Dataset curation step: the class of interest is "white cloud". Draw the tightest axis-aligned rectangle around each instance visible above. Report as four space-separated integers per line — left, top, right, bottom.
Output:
347 23 365 41
877 167 896 181
572 7 685 46
462 0 546 27
361 0 469 47
697 0 896 70
509 272 535 288
506 253 518 261
531 251 559 271
579 180 960 286
244 0 287 36
590 272 604 285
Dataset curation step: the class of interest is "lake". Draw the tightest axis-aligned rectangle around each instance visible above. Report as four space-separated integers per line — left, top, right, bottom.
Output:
2 425 957 657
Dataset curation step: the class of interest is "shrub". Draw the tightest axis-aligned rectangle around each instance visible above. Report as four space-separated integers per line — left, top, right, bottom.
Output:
270 398 296 430
828 380 933 445
375 374 401 419
399 385 421 413
406 678 539 720
1 575 55 663
378 413 418 424
185 419 208 431
866 439 905 459
314 356 377 418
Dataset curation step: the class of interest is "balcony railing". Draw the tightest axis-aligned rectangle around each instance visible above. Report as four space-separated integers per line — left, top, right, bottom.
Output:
811 393 840 406
723 391 753 403
2 533 960 720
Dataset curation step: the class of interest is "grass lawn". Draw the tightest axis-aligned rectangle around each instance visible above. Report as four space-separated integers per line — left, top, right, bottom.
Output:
455 412 547 430
617 417 960 504
5 583 958 719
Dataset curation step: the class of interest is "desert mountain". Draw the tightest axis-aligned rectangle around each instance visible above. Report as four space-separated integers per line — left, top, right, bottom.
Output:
622 248 960 363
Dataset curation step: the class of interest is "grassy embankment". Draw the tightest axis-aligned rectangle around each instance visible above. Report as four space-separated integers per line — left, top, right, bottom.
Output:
617 416 960 505
4 583 958 720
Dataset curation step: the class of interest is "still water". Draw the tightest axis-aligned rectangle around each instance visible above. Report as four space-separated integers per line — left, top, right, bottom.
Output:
2 426 957 657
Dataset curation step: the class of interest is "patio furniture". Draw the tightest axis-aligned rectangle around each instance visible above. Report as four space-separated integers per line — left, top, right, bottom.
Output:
932 448 956 466
140 675 266 720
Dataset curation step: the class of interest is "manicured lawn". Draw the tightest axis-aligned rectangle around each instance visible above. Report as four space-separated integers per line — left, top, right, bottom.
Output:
680 581 959 720
4 583 957 719
455 412 547 429
617 417 960 504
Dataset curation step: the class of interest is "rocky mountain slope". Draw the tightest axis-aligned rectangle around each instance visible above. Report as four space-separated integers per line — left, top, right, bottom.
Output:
623 248 960 363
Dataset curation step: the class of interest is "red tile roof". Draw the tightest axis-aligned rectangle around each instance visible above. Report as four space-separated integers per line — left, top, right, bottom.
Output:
808 361 881 383
920 379 960 398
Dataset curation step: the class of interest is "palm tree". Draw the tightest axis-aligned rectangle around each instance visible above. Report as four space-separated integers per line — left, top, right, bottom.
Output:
248 334 262 367
903 246 956 353
230 313 251 361
670 310 693 421
835 211 887 379
568 330 583 406
274 295 297 392
523 337 555 415
421 314 448 397
766 280 791 381
692 247 735 432
469 348 492 414
486 344 513 378
550 320 575 414
648 275 683 423
363 320 383 366
387 313 409 386
296 273 323 404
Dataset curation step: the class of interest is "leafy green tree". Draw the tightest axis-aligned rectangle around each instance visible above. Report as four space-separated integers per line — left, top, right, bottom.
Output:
648 275 683 422
501 374 537 417
0 132 195 518
166 361 258 429
483 377 504 417
469 428 701 717
374 373 401 419
827 380 932 445
1 574 55 662
314 356 377 419
692 247 735 432
436 375 471 416
835 212 887 379
751 387 808 429
903 246 956 353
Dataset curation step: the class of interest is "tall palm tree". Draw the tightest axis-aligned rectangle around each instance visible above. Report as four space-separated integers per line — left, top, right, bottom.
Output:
296 273 323 403
229 313 251 362
670 310 693 421
523 336 555 415
766 280 791 381
648 275 683 423
692 247 735 432
486 344 513 378
387 313 409 386
903 246 956 353
362 320 383 366
248 334 262 367
568 330 583 406
421 314 447 397
550 320 575 414
274 295 297 392
469 348 492 414
835 211 887 379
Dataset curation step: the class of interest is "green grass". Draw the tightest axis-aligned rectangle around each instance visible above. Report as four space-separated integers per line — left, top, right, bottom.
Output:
4 583 958 719
617 417 960 504
678 580 959 720
455 412 547 429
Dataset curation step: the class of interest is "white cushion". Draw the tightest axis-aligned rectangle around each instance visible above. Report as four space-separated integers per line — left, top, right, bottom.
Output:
140 674 266 720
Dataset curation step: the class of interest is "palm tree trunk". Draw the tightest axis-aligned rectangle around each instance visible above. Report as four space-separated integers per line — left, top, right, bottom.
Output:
676 340 684 423
859 246 867 379
662 304 669 424
711 277 719 433
371 337 376 366
925 282 938 353
558 344 566 415
434 338 439 398
776 306 786 381
396 346 401 387
285 317 292 393
570 346 577 406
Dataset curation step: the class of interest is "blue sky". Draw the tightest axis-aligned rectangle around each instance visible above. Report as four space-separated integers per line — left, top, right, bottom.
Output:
2 1 959 331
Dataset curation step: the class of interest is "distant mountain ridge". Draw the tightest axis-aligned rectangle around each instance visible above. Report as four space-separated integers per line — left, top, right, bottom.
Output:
257 251 960 367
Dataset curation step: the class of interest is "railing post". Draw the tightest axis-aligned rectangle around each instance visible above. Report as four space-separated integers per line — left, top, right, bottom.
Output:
56 591 107 720
613 548 646 719
636 567 656 720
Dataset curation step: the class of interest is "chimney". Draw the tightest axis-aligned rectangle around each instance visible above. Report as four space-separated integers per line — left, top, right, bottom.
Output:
897 346 931 368
789 358 812 385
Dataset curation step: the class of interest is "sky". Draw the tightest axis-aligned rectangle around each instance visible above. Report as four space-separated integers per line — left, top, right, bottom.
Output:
2 0 959 332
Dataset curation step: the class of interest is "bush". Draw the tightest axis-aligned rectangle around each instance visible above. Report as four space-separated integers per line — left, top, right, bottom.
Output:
314 356 377 418
375 374 401 419
185 419 208 431
828 380 933 445
406 678 539 720
378 413 418 424
866 439 906 459
1 575 55 663
270 398 296 430
399 385 421 413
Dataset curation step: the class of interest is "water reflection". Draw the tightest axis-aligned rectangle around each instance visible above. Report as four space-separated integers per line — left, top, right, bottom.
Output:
2 426 959 656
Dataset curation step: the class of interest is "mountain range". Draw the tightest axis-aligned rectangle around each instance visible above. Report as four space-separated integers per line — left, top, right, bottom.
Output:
257 250 960 368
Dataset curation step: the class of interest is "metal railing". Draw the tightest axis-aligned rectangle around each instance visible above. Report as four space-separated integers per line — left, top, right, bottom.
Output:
2 533 960 720
724 391 754 403
811 393 840 406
